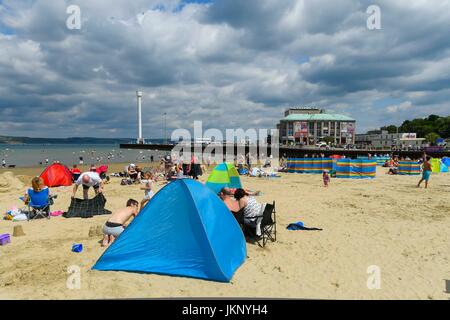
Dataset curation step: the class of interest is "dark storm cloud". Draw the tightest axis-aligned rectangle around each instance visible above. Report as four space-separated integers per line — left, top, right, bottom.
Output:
0 0 449 138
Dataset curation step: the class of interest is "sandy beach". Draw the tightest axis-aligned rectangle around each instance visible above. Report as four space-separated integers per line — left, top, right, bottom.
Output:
1 164 449 300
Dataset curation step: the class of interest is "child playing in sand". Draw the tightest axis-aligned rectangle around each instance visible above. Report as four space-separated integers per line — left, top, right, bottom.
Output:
323 170 330 187
417 156 432 189
102 199 139 247
140 171 154 210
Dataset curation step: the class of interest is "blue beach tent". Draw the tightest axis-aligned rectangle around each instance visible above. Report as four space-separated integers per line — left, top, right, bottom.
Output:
92 179 246 282
442 157 450 167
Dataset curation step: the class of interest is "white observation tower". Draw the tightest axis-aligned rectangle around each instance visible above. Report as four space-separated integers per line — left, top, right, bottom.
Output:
136 91 144 144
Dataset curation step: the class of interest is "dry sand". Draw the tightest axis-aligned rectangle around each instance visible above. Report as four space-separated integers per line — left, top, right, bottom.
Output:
1 164 449 300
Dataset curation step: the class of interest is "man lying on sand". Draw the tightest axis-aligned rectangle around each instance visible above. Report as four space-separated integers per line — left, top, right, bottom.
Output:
102 199 139 247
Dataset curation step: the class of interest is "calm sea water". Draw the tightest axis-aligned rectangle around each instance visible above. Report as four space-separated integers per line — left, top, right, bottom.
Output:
0 144 167 168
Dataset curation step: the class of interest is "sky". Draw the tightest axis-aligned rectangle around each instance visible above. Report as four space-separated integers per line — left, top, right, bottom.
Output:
0 0 449 139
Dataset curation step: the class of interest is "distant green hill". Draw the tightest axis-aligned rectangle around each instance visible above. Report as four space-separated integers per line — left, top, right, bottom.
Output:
0 136 164 145
380 114 450 138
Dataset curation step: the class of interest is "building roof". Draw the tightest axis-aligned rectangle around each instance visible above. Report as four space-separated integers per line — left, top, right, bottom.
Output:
282 113 355 122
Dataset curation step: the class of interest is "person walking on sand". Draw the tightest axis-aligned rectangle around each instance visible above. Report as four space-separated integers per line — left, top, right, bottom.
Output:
323 170 330 187
417 156 432 189
102 199 139 247
1 158 5 168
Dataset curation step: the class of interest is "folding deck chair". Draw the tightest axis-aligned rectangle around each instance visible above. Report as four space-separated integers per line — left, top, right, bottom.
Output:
232 208 245 230
26 188 52 220
244 201 277 248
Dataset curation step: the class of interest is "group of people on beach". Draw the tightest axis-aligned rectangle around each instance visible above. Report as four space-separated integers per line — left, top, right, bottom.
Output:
381 153 433 188
15 148 438 249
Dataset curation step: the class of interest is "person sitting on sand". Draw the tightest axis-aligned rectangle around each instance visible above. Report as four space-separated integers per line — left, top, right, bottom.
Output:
72 171 104 200
135 165 143 177
387 167 398 175
219 187 240 213
102 199 139 247
417 156 432 189
393 157 399 168
140 171 154 210
234 188 266 229
127 164 140 182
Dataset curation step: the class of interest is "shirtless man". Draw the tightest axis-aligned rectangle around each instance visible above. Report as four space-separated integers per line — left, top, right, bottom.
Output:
417 156 432 189
101 199 139 247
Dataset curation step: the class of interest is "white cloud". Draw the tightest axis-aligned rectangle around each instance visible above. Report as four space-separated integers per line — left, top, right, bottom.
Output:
386 101 413 114
0 0 449 137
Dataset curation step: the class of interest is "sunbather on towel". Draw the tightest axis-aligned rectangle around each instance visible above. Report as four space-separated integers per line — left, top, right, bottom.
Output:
102 199 139 247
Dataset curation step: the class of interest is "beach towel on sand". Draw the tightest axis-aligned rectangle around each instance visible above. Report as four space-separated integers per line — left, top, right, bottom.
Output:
287 221 322 231
63 193 111 218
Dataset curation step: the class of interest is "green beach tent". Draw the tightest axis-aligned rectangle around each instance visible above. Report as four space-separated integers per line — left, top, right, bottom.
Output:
431 158 441 173
205 163 242 194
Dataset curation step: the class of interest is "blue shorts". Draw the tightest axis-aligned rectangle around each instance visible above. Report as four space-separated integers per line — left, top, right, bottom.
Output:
422 170 431 181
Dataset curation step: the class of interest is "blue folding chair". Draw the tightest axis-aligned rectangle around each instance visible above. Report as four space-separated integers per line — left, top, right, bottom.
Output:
27 188 51 220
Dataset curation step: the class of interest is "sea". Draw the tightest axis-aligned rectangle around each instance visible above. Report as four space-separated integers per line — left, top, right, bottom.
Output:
0 144 168 168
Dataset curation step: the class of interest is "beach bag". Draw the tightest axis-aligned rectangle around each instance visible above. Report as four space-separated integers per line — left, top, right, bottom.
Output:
13 213 28 222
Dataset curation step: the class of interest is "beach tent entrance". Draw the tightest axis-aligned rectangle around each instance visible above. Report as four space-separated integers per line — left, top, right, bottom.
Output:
205 163 242 194
40 163 73 187
93 179 246 282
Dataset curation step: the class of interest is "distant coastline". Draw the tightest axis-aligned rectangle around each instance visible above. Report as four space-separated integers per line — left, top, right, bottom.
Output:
0 136 165 145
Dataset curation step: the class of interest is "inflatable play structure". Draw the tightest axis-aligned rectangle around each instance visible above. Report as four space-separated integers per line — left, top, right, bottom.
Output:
398 161 421 175
93 179 246 282
205 163 242 194
287 158 333 174
39 163 73 187
335 159 377 179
